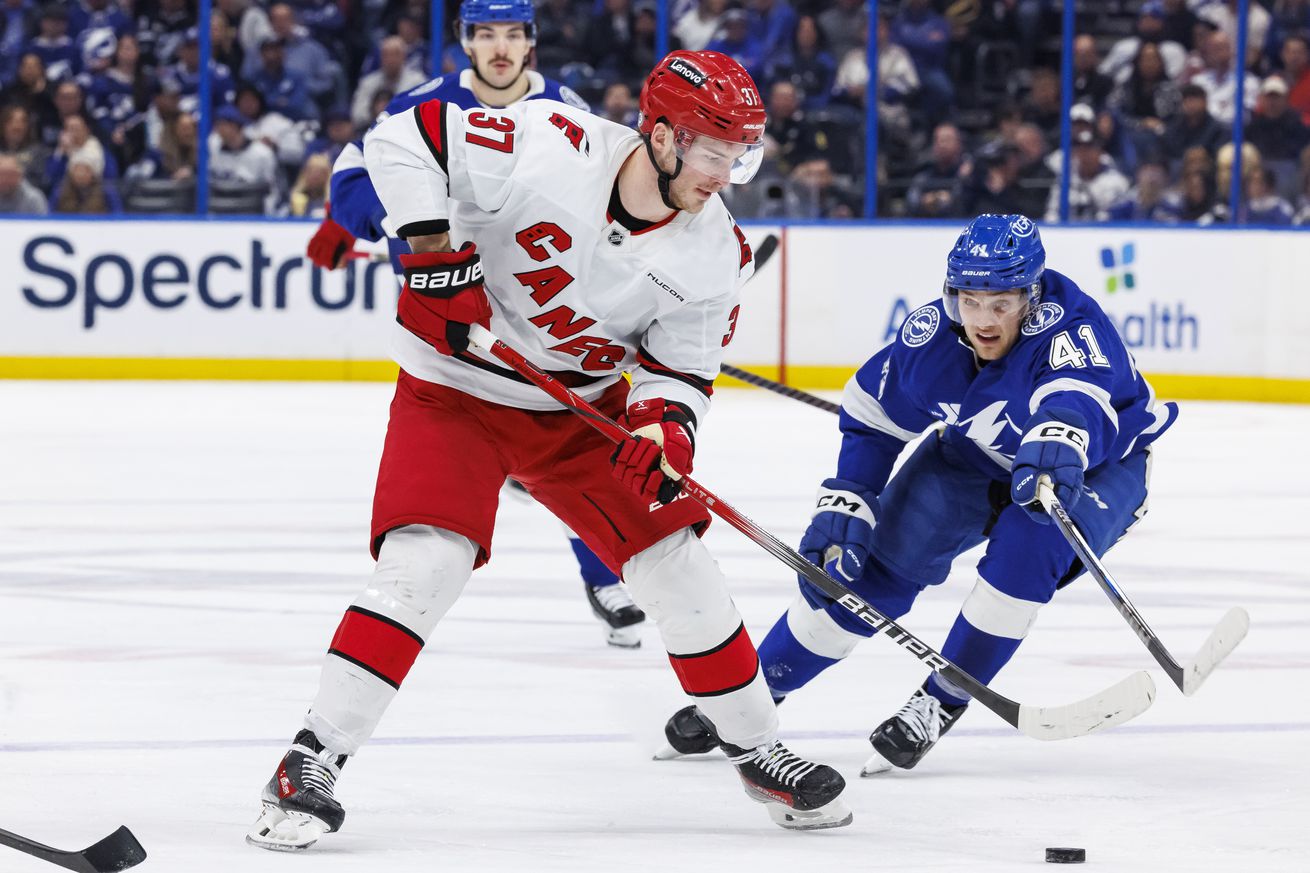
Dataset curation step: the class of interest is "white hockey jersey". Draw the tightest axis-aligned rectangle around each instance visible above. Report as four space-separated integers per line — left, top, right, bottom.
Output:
363 98 754 423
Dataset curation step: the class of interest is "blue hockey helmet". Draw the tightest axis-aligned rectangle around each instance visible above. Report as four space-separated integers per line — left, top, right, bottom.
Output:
459 0 536 44
942 213 1045 322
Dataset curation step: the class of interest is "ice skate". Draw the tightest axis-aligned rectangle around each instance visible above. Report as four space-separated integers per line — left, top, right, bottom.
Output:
653 704 721 759
722 739 852 830
861 687 967 776
585 581 646 648
246 729 348 851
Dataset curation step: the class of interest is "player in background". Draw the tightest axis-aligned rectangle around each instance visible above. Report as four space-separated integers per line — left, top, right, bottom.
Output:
246 50 851 852
305 0 645 648
659 214 1179 775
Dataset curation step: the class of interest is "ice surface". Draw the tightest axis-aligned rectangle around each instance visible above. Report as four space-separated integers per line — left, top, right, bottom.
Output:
0 381 1305 872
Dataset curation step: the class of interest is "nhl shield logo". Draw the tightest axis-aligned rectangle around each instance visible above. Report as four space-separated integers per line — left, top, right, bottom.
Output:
608 228 625 246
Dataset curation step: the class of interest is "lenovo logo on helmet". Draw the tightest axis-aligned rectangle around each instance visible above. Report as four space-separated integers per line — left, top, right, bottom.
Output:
668 59 707 87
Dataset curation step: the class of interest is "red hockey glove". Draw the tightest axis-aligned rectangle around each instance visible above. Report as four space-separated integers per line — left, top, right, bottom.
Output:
611 399 695 505
306 213 355 270
397 245 492 356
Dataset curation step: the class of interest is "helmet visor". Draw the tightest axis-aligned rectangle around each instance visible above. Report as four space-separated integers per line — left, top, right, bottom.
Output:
942 284 1037 323
674 128 763 184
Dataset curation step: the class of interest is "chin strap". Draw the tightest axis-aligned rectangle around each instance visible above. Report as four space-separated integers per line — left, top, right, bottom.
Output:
642 133 683 211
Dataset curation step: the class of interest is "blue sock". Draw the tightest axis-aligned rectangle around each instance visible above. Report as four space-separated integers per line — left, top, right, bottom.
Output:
759 612 842 699
927 612 1024 707
569 537 619 587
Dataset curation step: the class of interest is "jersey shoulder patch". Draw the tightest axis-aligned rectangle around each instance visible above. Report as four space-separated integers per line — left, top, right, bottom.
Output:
406 76 445 98
900 303 941 347
1022 301 1066 336
556 84 590 111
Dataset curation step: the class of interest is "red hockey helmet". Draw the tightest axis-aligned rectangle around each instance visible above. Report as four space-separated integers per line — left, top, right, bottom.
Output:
638 50 766 184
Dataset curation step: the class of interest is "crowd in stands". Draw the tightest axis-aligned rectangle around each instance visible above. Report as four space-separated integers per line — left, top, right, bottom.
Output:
2 0 1310 225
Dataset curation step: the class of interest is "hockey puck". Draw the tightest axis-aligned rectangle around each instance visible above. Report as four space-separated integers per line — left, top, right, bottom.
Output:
1045 847 1086 864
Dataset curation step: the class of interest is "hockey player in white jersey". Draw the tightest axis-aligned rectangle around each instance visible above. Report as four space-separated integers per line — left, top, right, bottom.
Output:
246 50 852 852
306 0 645 649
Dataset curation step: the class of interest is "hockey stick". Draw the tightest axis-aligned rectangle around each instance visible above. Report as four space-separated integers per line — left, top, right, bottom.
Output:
717 364 840 414
1037 477 1249 696
467 323 1155 740
345 233 784 268
0 825 146 872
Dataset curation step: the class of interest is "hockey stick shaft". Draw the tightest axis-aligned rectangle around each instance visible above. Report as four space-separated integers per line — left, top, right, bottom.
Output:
468 324 1153 739
1037 477 1248 695
0 825 146 873
717 364 841 414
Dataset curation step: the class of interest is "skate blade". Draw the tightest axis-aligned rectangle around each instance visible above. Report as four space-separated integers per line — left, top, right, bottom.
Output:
604 624 643 648
767 797 854 831
245 804 330 852
859 748 894 777
652 743 685 761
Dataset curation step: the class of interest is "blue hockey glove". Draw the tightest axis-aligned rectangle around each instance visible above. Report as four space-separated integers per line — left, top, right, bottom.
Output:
1011 408 1090 524
798 478 878 588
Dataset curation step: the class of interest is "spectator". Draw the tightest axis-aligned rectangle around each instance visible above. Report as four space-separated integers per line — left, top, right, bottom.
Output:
1282 34 1310 125
1191 29 1257 124
44 79 87 147
143 77 181 151
1107 160 1175 221
1 103 51 190
817 0 864 65
162 27 236 112
600 82 638 128
1162 83 1230 160
255 3 342 110
67 0 133 45
0 152 47 214
216 0 272 62
234 83 305 170
781 157 858 218
626 1 662 85
874 11 918 125
1159 0 1198 50
247 37 317 123
1072 34 1114 110
893 0 953 122
1246 165 1295 224
1012 122 1054 218
303 107 355 165
1214 140 1262 209
1246 75 1310 160
585 0 636 79
1022 68 1063 143
210 9 243 77
907 122 971 218
357 12 428 79
1 0 37 86
1 53 57 132
208 104 278 214
51 151 120 213
763 80 809 171
1110 41 1182 128
287 151 329 217
1164 167 1218 222
832 14 873 110
768 14 836 111
46 112 111 190
1045 129 1130 221
350 35 424 128
129 110 197 180
1101 6 1188 85
705 8 765 82
748 0 798 71
136 0 193 71
965 142 1027 217
1201 0 1272 68
672 0 726 53
26 4 78 83
536 0 590 75
1295 148 1310 223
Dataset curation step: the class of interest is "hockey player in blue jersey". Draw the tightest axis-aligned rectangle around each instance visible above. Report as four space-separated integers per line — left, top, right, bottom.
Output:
660 213 1179 772
303 0 644 648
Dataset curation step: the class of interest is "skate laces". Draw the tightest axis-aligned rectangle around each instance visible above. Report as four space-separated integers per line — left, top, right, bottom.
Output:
294 745 342 798
730 742 818 787
591 583 636 613
894 692 943 745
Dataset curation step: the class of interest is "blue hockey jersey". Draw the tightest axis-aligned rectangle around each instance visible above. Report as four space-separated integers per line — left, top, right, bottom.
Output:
835 269 1178 492
328 68 589 270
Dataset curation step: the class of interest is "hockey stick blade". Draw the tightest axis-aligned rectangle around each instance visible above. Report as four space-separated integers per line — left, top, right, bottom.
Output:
751 233 779 273
467 324 1155 741
0 825 146 873
1037 477 1249 696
